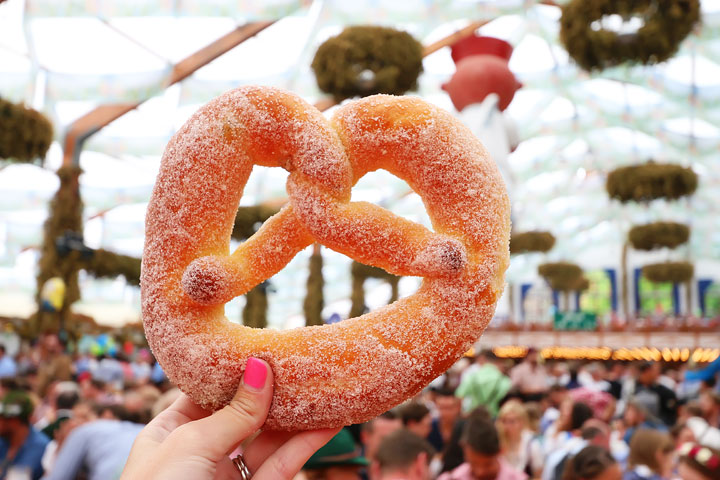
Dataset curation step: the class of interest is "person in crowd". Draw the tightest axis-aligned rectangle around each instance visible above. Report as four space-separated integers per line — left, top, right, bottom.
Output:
41 393 94 474
0 345 18 379
685 416 720 451
545 400 595 455
428 387 463 454
678 402 705 424
671 422 697 449
370 429 435 480
35 334 72 398
496 400 536 473
0 390 49 480
700 391 720 429
94 354 125 390
566 364 582 390
524 402 542 433
438 406 492 475
631 363 677 427
510 348 549 402
623 401 666 444
456 350 511 417
541 385 569 433
579 363 611 392
606 362 626 400
548 362 570 388
33 382 79 435
570 387 616 423
361 411 403 464
399 402 433 440
623 429 674 480
561 445 622 480
40 388 78 439
543 413 608 480
676 443 720 480
130 349 153 384
44 393 150 480
302 428 368 480
439 415 527 480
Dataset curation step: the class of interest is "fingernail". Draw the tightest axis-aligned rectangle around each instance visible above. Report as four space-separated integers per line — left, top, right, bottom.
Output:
243 357 267 391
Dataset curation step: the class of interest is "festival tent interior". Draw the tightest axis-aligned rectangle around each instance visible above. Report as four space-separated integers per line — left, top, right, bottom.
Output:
1 0 719 362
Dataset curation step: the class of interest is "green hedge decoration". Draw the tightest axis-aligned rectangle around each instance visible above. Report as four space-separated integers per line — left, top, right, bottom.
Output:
629 222 690 250
560 0 700 71
303 249 324 326
643 261 694 283
538 262 587 291
81 250 141 286
606 162 698 202
311 25 423 101
0 97 54 163
510 231 556 254
349 261 400 318
35 166 83 335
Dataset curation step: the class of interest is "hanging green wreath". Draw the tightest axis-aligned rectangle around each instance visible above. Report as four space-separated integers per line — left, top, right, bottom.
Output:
303 249 324 326
629 222 689 250
643 261 694 283
510 231 556 254
0 97 54 163
538 262 586 291
560 0 700 71
349 261 400 318
606 162 697 202
311 25 423 101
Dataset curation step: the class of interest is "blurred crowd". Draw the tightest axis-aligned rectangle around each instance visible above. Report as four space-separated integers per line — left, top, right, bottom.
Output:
0 331 718 480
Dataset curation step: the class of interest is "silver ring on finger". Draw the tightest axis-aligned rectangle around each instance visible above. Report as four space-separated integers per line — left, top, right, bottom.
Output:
232 453 252 480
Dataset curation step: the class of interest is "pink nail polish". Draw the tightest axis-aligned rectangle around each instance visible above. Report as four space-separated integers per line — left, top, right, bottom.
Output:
243 357 267 390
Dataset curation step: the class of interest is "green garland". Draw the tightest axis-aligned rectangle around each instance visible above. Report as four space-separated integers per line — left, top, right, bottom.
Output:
538 262 587 291
303 249 324 326
311 25 423 101
349 261 400 318
560 0 700 71
606 162 698 202
510 231 556 254
0 97 54 163
81 250 141 286
643 261 694 283
629 222 689 250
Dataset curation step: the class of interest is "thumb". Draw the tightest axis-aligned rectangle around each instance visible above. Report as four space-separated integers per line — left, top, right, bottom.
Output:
173 357 274 461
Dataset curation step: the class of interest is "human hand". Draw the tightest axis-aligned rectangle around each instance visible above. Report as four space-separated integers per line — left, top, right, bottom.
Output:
121 358 340 480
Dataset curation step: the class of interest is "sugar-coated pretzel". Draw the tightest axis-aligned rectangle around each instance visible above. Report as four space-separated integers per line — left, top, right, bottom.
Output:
141 86 510 430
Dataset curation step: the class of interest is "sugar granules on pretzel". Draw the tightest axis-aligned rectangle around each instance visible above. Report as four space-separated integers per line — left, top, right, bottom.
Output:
141 86 510 430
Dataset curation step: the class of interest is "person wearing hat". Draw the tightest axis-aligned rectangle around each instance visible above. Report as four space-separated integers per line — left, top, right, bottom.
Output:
0 390 50 480
301 428 368 480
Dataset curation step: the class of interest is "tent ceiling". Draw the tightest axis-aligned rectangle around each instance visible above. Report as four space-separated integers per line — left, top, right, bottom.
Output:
1 0 718 326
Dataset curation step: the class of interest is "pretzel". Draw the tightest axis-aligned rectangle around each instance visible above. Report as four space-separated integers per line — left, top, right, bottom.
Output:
141 86 510 430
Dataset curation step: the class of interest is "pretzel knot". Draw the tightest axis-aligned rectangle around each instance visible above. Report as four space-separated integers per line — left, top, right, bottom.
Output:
141 86 510 430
